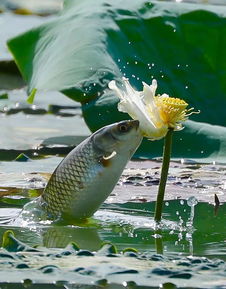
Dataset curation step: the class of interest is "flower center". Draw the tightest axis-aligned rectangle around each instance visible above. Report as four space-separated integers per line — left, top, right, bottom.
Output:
158 97 188 109
155 96 189 128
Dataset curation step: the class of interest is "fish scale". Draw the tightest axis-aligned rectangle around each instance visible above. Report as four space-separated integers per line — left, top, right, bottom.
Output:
39 120 142 222
41 138 102 219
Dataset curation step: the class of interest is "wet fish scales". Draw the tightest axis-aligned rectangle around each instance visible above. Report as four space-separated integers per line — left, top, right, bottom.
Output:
40 120 142 221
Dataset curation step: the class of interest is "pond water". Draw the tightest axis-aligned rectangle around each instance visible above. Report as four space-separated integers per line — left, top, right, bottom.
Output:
0 1 226 287
0 197 225 261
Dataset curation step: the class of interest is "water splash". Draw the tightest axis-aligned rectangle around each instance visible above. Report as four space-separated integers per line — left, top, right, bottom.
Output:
186 196 198 255
187 196 198 226
11 197 53 227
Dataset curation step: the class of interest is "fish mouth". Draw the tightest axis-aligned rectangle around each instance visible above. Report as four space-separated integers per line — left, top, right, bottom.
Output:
130 120 139 130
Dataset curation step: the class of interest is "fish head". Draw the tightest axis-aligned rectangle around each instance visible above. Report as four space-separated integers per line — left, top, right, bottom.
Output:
93 120 143 157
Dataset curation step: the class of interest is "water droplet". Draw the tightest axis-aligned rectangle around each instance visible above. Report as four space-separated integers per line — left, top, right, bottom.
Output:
187 196 198 207
93 83 96 86
179 216 184 225
185 86 188 89
126 62 129 65
178 232 183 240
173 29 176 32
177 64 180 67
152 63 155 67
180 200 184 205
176 211 179 216
132 75 136 78
137 77 140 80
153 233 162 239
128 41 131 45
118 58 121 62
165 202 169 206
135 61 138 65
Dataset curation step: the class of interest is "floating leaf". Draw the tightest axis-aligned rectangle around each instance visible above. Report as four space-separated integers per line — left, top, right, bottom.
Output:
2 230 39 252
123 247 138 254
0 93 8 100
27 88 37 104
64 242 80 252
97 242 118 255
15 153 30 162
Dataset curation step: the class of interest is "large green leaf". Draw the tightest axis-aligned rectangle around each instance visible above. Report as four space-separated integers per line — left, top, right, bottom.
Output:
7 0 226 162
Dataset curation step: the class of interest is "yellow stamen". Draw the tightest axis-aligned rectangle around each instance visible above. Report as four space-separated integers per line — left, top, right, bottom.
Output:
154 96 197 129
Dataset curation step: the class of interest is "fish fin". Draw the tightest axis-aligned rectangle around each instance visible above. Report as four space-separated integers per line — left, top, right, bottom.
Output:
100 151 117 167
103 151 117 160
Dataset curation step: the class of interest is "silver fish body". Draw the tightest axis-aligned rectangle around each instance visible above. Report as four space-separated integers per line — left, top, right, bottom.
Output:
40 120 142 221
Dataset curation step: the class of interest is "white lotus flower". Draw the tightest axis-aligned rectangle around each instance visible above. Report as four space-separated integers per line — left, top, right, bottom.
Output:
109 77 196 140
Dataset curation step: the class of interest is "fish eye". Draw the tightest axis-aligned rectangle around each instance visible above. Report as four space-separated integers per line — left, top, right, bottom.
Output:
118 123 129 133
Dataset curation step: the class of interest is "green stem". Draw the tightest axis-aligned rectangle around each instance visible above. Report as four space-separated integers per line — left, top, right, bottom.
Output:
154 128 173 223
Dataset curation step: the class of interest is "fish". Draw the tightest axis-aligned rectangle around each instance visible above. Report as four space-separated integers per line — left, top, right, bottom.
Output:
39 120 142 222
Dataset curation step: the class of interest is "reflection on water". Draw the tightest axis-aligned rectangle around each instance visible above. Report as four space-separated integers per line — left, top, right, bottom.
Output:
0 283 128 289
0 199 225 260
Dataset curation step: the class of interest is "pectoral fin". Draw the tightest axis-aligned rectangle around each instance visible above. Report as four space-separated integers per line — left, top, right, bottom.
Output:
103 151 117 160
100 151 117 167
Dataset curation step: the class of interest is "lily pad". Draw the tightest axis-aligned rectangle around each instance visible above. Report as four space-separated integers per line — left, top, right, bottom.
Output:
7 0 226 162
0 227 226 287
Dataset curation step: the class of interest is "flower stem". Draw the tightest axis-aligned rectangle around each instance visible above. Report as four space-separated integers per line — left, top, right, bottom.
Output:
154 128 174 223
